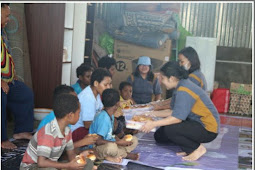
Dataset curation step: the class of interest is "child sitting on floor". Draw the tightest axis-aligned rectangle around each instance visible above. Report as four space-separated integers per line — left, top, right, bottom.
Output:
37 85 76 131
89 89 139 163
114 81 137 138
116 81 135 117
20 94 94 170
37 85 98 152
71 64 94 95
71 68 112 143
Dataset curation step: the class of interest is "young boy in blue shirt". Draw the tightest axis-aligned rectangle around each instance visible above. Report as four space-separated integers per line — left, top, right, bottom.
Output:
89 89 139 163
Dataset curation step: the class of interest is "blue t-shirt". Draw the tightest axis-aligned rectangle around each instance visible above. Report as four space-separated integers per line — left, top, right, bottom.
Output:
71 81 83 94
89 110 115 142
37 111 71 131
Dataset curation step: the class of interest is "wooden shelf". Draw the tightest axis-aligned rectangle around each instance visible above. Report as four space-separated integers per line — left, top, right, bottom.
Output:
64 27 73 30
62 61 72 63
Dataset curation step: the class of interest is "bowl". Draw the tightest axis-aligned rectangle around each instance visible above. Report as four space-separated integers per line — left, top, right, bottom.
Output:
34 108 53 121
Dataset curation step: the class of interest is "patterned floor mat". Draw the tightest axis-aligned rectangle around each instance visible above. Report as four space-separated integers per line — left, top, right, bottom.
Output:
1 118 252 170
238 128 252 170
1 139 29 170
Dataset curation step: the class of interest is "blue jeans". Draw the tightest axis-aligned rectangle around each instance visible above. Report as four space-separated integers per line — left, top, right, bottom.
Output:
1 80 34 141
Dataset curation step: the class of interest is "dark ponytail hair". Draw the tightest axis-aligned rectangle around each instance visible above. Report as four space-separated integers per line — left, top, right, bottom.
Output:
133 66 154 82
160 61 189 80
178 47 200 73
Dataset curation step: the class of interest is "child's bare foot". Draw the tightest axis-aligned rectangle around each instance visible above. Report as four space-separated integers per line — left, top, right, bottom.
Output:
93 165 98 170
1 140 17 149
182 144 206 161
105 156 122 163
13 132 32 140
126 153 139 160
176 152 187 156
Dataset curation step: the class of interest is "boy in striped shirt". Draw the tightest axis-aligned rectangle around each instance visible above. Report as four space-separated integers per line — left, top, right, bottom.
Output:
20 94 93 170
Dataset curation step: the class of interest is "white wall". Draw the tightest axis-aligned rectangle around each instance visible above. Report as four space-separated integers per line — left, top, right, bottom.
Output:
62 3 87 85
186 37 217 92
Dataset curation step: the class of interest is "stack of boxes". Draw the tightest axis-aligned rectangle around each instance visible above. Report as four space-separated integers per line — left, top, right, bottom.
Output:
228 83 252 116
113 40 171 99
110 4 181 99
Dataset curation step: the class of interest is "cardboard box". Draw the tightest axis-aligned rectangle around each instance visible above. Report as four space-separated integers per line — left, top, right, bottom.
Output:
113 39 171 99
230 82 252 95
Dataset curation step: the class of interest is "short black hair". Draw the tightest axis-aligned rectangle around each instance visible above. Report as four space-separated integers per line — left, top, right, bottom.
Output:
81 63 95 70
160 61 189 80
98 56 116 70
53 85 74 99
178 47 200 73
76 64 93 78
90 68 112 86
1 3 10 8
102 89 120 107
53 93 79 119
119 81 132 91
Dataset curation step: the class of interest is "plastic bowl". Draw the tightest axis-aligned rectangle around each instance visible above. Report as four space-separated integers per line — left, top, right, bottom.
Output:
34 108 53 121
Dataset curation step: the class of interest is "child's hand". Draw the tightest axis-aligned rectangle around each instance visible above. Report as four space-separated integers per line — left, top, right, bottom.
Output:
80 149 94 157
68 157 86 169
120 100 129 106
84 134 98 145
116 139 133 146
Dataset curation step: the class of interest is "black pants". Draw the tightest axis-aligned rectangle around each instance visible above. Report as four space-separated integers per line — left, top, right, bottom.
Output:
154 120 218 154
113 116 125 135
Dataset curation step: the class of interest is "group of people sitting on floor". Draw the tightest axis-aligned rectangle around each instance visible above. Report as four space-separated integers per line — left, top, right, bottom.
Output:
2 33 220 169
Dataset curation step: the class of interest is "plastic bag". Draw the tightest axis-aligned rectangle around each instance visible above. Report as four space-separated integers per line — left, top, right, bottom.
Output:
172 13 193 51
99 33 114 54
211 88 230 113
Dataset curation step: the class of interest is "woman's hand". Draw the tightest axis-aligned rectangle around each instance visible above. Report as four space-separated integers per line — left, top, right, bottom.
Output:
151 103 162 111
140 121 155 133
1 80 9 94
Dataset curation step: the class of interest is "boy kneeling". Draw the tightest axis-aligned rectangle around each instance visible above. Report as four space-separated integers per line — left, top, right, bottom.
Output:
89 89 139 163
20 94 94 170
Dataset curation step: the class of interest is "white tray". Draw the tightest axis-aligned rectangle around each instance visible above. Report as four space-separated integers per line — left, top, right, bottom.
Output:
125 112 156 132
126 120 156 132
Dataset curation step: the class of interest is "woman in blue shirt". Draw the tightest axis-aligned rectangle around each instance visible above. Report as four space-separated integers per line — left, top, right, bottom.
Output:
127 56 161 104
